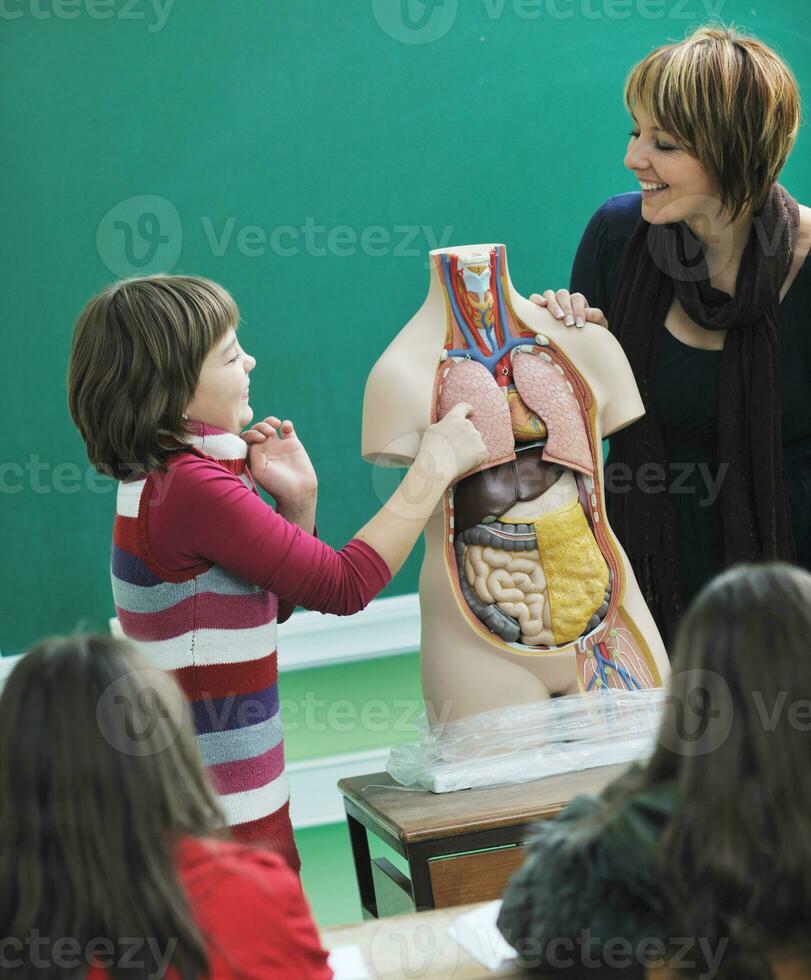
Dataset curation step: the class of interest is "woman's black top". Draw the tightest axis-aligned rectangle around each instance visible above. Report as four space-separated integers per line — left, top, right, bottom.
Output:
571 192 811 605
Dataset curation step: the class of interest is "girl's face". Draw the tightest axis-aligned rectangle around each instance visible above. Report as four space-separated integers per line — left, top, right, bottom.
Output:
624 105 718 227
185 327 256 435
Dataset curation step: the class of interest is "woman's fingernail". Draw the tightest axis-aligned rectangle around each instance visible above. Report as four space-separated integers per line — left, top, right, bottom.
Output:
554 308 565 318
576 316 585 328
564 314 575 326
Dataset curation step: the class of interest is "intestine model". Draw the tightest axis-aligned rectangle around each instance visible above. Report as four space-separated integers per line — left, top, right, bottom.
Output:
362 245 670 724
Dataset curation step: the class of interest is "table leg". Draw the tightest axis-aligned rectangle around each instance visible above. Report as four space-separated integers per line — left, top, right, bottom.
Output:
407 843 436 913
345 808 378 919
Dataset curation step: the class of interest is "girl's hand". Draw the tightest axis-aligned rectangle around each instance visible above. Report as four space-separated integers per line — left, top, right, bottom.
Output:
530 289 608 329
417 402 487 485
242 416 318 507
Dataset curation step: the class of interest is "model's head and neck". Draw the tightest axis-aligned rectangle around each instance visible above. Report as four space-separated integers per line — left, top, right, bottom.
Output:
427 244 519 312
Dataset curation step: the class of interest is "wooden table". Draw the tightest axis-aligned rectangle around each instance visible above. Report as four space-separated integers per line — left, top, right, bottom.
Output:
323 905 811 980
322 902 531 979
339 764 624 918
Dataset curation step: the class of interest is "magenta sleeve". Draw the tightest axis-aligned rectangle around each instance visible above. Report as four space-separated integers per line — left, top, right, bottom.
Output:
146 455 391 617
276 522 320 625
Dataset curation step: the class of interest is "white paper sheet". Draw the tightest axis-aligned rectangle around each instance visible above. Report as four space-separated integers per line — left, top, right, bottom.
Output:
446 900 519 972
327 943 372 979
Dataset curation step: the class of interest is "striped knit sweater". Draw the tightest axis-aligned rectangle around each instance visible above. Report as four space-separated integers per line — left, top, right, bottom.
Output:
110 423 391 870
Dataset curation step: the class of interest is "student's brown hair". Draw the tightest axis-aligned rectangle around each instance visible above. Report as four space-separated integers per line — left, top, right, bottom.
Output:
68 275 238 480
588 563 811 978
0 633 229 979
625 25 801 221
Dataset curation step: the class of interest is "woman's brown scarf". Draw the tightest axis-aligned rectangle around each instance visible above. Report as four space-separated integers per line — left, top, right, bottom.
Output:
607 184 799 645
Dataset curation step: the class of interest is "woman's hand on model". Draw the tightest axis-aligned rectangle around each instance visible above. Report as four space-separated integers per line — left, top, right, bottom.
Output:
243 416 318 508
530 289 608 329
417 402 487 486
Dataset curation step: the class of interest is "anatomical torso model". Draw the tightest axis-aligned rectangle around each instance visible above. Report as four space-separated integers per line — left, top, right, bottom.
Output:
363 245 670 724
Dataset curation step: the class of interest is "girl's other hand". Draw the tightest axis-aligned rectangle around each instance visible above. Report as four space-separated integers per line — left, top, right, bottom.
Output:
530 289 608 329
243 416 318 507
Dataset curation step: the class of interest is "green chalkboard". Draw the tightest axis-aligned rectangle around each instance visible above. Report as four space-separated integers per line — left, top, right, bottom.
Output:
1 0 809 655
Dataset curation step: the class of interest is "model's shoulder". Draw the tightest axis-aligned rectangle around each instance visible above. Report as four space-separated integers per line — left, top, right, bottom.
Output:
578 318 627 360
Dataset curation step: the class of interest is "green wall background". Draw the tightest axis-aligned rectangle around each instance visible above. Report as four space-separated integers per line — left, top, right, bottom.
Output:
1 0 809 655
1 0 810 930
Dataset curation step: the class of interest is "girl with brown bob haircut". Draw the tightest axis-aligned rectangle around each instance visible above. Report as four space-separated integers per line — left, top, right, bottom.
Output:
68 274 486 869
533 25 811 647
0 634 332 979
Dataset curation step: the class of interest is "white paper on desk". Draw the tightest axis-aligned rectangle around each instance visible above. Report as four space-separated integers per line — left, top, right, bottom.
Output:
327 944 372 979
447 900 519 972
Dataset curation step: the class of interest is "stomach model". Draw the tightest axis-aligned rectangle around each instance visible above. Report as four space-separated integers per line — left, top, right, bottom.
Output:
431 247 662 693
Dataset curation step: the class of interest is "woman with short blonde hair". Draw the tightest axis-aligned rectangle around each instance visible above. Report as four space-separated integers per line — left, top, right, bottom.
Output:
536 26 810 645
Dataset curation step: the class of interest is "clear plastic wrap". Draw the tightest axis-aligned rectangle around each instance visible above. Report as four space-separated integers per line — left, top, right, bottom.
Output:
386 688 665 793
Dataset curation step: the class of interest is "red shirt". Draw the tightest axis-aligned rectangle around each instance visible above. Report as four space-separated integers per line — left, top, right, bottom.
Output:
148 449 391 619
86 837 333 979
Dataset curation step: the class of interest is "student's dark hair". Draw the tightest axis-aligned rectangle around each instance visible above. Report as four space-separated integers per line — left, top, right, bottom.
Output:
606 563 811 978
0 634 230 979
68 275 238 480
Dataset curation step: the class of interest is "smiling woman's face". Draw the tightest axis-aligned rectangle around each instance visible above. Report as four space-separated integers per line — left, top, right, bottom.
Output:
624 105 718 226
185 327 256 435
